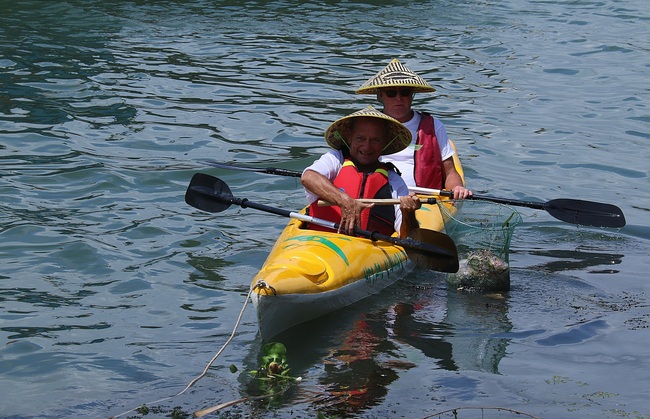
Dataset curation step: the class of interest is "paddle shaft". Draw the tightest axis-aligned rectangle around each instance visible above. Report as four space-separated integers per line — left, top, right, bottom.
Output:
410 186 550 210
197 160 551 209
199 159 541 209
198 160 302 177
198 161 625 227
321 189 552 211
318 197 439 206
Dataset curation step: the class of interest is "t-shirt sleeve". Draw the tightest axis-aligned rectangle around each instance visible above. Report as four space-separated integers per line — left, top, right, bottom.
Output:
434 119 455 161
302 150 343 203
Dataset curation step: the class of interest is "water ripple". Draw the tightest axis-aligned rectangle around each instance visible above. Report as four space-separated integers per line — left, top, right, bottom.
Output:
1 0 649 418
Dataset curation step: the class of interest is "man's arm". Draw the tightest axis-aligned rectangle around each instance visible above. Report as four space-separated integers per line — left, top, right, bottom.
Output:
442 157 472 199
301 169 372 234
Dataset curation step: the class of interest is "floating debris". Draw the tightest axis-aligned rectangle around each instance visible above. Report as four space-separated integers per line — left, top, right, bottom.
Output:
257 342 289 377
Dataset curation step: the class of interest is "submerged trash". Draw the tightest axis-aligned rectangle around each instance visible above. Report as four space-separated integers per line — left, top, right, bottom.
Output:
447 249 510 291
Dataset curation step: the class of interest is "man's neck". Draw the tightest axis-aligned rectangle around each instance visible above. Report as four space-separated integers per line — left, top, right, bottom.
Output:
353 161 380 173
383 109 414 123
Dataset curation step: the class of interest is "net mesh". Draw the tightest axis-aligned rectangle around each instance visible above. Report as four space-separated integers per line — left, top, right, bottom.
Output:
438 200 521 291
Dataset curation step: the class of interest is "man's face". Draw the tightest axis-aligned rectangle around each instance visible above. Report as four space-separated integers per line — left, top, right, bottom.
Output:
379 87 414 122
347 117 387 167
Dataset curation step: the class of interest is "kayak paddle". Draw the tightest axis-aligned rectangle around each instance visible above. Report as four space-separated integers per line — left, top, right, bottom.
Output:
409 186 626 228
199 161 625 228
185 173 459 273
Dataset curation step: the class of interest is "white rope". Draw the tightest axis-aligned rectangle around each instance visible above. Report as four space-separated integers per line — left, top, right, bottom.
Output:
108 286 255 418
175 286 255 396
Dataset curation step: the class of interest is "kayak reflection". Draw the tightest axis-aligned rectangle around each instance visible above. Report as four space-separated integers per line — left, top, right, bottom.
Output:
441 289 511 373
238 277 512 416
387 283 511 374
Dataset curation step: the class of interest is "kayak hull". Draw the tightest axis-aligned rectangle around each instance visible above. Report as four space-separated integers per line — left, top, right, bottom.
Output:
251 217 413 340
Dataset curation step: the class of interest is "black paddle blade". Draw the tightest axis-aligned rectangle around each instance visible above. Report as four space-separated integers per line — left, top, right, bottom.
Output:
546 199 626 228
404 228 459 273
185 173 234 213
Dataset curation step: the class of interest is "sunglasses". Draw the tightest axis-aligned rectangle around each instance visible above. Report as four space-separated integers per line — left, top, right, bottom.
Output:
384 88 413 98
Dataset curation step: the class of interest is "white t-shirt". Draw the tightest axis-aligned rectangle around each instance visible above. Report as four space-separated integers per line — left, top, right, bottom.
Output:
380 111 455 187
302 149 409 232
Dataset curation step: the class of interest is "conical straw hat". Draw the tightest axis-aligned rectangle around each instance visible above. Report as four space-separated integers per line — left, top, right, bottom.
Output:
325 106 412 156
356 58 436 94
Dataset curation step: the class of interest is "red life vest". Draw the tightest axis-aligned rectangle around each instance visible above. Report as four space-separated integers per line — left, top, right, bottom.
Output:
414 113 444 189
309 160 396 235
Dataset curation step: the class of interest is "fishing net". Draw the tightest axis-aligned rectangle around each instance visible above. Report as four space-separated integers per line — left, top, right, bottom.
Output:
438 200 521 291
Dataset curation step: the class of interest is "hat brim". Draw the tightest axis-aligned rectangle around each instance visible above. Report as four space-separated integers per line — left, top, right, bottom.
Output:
325 106 412 156
355 58 436 94
356 83 436 94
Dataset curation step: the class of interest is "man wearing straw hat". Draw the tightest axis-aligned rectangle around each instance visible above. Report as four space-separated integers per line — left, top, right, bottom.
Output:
356 58 473 200
302 106 421 238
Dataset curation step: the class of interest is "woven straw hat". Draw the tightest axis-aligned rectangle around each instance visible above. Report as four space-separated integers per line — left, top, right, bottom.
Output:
325 106 412 156
355 58 436 94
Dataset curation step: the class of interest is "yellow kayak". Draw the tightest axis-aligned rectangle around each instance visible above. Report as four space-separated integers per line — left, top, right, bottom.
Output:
250 144 464 339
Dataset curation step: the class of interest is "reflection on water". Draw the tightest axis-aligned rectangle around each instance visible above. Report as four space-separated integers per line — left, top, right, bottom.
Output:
535 319 608 347
389 290 512 375
442 291 511 373
238 275 513 417
513 224 626 274
390 301 456 371
226 265 644 418
315 316 399 414
528 248 623 273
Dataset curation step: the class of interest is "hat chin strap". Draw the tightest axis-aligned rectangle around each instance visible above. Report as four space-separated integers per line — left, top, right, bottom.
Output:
382 135 397 154
334 131 350 150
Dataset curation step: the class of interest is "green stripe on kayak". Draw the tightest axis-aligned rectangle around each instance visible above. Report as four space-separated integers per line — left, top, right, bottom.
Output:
285 235 351 266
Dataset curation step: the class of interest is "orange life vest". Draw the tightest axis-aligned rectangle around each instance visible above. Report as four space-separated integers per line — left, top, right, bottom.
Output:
309 160 396 235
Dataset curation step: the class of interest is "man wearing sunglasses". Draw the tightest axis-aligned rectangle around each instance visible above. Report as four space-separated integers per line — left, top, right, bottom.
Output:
356 59 472 200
